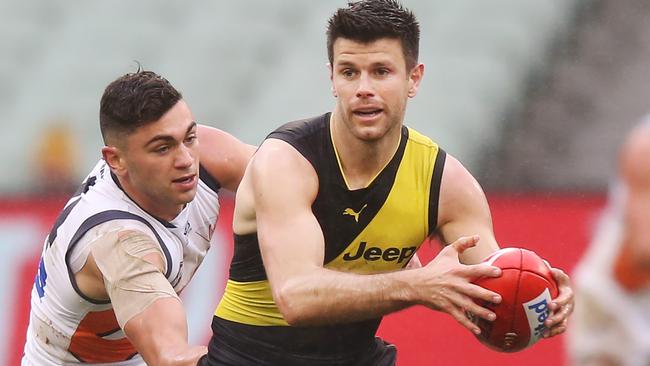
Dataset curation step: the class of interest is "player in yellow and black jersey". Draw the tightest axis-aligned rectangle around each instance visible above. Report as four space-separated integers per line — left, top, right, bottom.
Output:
199 1 575 365
214 113 444 364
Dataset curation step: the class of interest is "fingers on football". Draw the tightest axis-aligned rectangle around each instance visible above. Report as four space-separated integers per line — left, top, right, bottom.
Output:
465 282 502 304
466 263 502 279
546 302 573 327
550 287 574 314
462 300 496 323
551 267 570 284
441 286 497 322
449 306 482 335
550 269 574 304
544 319 568 338
551 292 572 310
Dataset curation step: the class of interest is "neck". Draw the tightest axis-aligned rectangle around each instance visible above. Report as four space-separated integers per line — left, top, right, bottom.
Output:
116 175 182 222
330 112 402 190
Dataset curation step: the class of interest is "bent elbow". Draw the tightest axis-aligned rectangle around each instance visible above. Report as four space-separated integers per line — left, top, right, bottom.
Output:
274 285 314 327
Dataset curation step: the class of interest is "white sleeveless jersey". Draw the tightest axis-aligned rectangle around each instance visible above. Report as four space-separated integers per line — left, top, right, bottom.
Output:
568 183 650 365
22 159 220 365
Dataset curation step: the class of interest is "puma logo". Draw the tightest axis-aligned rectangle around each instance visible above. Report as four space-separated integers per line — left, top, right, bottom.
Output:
342 204 368 222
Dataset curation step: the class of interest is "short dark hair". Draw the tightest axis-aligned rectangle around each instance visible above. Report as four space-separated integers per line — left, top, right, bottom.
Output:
99 68 182 145
326 0 420 71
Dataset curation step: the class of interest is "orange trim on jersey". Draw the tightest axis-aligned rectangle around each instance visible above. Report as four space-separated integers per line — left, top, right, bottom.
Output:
68 309 137 362
613 240 650 292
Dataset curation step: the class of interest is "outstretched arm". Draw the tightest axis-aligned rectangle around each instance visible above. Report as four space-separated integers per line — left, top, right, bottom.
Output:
124 298 206 366
85 230 206 366
436 153 573 338
252 139 501 333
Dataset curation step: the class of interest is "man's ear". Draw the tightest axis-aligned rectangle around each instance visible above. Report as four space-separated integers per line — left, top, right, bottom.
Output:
102 145 126 176
327 63 337 97
407 63 425 98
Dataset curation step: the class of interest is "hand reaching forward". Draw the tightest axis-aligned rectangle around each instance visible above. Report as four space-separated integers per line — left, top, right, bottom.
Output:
412 235 502 334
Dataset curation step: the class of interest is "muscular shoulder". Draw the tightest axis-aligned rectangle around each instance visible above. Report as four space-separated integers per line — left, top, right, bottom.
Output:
252 139 317 182
437 154 490 229
249 139 319 209
266 114 330 168
436 154 498 262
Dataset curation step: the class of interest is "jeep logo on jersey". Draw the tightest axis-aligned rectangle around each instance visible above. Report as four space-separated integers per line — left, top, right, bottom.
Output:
342 241 416 263
523 288 552 346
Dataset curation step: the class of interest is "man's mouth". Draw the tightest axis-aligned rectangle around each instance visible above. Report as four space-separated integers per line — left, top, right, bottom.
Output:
353 108 383 118
172 174 196 184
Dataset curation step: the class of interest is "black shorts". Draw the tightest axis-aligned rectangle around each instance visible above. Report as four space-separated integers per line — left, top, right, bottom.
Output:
198 317 397 366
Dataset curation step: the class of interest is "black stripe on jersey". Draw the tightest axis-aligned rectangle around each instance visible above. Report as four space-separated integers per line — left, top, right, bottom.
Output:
319 126 409 264
199 164 221 193
428 148 446 236
73 175 97 196
47 197 81 248
267 113 331 170
47 175 99 247
229 233 267 282
65 210 173 304
96 326 122 338
267 113 411 264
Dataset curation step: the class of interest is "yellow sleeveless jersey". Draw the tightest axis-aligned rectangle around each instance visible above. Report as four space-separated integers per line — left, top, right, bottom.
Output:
215 112 446 353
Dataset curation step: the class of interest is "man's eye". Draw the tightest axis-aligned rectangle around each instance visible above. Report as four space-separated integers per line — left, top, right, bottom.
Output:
342 69 356 78
155 146 169 154
376 68 390 76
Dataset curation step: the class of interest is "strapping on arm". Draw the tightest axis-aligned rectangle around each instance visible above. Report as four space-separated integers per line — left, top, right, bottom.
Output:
91 229 179 329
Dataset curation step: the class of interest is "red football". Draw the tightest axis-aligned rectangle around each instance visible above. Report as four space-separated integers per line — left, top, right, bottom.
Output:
470 248 559 352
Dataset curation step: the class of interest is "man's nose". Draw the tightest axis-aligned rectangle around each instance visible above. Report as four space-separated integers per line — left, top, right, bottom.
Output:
356 73 375 98
175 145 194 168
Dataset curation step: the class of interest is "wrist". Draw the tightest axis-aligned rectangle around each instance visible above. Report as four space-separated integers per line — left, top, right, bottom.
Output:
386 268 419 305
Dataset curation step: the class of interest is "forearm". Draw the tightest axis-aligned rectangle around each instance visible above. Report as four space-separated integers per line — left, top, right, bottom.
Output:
95 231 207 365
274 266 417 326
124 298 206 366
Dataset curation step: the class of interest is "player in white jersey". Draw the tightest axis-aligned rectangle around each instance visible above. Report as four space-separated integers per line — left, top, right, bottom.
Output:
22 70 254 365
568 119 650 366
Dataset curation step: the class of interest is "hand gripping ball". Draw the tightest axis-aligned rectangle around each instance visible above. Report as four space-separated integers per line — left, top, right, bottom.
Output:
470 248 559 352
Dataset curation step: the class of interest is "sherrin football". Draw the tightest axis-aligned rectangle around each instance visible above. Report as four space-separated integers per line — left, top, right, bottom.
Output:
470 248 558 352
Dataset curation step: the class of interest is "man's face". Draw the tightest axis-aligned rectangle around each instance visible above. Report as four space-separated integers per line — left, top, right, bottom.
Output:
117 100 199 218
330 37 422 141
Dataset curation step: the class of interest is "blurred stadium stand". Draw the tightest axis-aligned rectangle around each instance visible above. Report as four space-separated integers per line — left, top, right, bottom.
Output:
481 0 650 191
0 0 589 194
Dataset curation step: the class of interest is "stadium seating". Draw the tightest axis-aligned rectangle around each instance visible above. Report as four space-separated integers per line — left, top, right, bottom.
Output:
0 0 585 192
